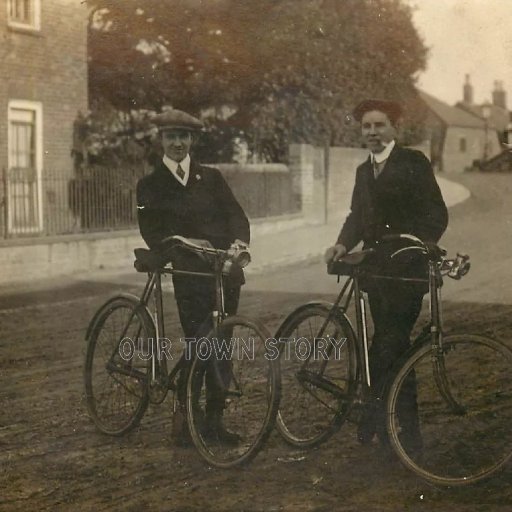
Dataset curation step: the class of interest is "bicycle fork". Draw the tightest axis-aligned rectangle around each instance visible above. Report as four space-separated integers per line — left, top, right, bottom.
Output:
428 261 466 415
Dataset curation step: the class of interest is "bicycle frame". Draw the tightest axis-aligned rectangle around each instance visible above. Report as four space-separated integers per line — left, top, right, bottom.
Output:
298 253 450 408
140 255 230 387
99 246 234 408
289 272 373 403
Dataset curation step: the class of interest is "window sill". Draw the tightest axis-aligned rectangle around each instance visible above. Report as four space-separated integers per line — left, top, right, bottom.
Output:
7 23 43 37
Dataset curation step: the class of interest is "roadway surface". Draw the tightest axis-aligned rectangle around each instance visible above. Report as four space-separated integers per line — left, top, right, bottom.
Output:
1 173 512 511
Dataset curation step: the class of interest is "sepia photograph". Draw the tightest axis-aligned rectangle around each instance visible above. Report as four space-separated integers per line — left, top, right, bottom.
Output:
1 0 512 510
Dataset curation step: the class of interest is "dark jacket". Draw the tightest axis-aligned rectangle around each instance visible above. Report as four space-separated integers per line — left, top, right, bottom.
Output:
136 160 250 282
337 145 448 250
336 145 448 289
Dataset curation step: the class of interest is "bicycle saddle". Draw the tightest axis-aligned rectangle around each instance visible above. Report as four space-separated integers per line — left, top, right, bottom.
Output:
327 249 375 276
133 248 169 272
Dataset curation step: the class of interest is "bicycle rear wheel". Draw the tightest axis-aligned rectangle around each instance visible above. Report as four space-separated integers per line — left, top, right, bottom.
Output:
186 316 280 468
386 334 512 486
84 295 154 435
275 304 357 448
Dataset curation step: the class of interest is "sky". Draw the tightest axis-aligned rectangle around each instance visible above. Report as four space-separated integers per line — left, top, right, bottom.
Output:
406 0 512 106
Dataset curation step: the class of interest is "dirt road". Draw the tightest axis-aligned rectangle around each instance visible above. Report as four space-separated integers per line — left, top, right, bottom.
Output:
1 173 512 511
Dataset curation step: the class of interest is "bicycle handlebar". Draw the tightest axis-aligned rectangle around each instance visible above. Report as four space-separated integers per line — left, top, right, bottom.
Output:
443 253 471 280
161 235 251 268
378 233 469 280
164 235 218 254
380 233 447 260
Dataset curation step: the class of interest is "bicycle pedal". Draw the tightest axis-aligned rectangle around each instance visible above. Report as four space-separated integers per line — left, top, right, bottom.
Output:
148 381 168 404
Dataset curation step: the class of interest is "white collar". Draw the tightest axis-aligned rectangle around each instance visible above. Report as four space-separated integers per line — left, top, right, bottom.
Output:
371 139 395 164
163 153 190 186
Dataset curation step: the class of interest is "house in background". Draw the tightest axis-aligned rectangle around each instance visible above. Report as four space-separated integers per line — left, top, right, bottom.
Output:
456 76 512 145
419 89 501 173
0 0 88 237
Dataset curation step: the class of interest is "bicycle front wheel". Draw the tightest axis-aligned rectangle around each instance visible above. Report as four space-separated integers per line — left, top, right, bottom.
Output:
387 334 512 486
275 304 357 448
186 316 280 468
84 296 154 436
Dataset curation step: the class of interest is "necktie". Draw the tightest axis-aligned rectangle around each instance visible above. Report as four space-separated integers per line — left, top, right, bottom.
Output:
176 164 185 180
373 159 383 179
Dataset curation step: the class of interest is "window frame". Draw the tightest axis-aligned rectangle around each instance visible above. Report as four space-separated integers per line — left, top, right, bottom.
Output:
7 0 41 32
7 100 44 234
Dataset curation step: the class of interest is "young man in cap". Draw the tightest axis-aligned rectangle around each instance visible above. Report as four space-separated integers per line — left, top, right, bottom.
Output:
324 99 448 450
136 108 250 446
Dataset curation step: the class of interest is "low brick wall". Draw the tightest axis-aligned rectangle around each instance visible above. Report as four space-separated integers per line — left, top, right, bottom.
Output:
0 213 305 286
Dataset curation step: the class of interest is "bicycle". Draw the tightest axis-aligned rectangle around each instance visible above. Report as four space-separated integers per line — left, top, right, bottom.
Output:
84 235 280 468
274 233 512 486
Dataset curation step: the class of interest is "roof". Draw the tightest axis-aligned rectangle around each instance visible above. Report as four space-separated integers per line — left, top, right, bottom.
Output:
455 102 508 131
419 90 486 129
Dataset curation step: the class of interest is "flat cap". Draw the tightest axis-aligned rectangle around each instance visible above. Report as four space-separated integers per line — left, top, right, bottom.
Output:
353 99 402 124
153 108 204 132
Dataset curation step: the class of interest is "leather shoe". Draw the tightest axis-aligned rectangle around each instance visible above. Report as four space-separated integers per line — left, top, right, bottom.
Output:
214 423 242 446
202 417 241 446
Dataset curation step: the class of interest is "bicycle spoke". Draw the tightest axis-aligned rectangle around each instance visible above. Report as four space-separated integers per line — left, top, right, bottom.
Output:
186 316 279 468
387 334 512 486
85 297 153 435
276 305 357 447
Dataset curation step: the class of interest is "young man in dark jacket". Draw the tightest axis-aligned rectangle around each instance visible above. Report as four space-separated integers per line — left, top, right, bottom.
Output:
136 109 250 446
325 99 448 450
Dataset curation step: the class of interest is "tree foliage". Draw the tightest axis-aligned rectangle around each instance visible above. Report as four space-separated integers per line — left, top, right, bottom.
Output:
86 0 428 162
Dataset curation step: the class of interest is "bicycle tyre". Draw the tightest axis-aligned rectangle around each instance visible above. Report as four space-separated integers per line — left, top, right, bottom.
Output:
186 315 280 468
275 303 358 448
84 295 154 436
386 333 512 486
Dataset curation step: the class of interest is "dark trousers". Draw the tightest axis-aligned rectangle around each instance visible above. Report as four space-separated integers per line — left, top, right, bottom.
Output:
367 280 424 430
173 275 240 412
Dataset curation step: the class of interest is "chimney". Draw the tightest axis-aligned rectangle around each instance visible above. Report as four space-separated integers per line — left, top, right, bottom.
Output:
492 80 507 109
463 74 473 104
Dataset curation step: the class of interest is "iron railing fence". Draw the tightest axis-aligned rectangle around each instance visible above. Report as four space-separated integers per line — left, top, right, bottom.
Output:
0 166 146 238
1 165 300 239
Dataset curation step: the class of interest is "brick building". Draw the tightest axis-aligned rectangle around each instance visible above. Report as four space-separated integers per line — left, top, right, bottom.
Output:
0 0 88 237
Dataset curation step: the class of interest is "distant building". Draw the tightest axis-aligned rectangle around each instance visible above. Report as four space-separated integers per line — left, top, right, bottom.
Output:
456 76 511 144
0 0 88 236
419 89 501 173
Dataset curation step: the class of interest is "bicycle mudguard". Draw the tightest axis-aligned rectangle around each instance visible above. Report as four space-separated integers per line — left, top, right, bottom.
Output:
85 293 155 341
274 301 356 341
